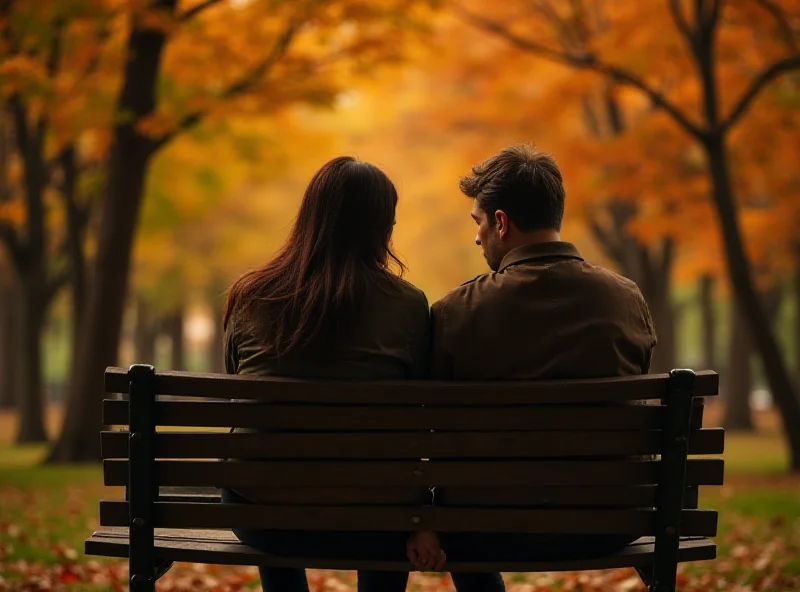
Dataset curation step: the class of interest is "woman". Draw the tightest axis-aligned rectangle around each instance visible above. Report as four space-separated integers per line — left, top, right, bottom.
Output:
221 156 440 592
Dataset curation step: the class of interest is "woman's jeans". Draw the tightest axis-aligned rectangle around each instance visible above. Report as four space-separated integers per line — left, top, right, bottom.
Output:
220 488 410 592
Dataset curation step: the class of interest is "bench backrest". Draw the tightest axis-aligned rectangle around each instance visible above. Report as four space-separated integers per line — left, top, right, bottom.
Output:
100 366 723 539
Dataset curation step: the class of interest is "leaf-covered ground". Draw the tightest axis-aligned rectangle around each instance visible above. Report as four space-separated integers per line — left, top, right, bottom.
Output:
1 409 799 591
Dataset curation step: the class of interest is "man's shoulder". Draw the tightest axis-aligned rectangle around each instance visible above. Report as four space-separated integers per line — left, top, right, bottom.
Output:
579 261 645 297
432 272 497 313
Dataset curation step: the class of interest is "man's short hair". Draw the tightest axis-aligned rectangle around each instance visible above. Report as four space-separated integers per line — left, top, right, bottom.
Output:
460 144 565 231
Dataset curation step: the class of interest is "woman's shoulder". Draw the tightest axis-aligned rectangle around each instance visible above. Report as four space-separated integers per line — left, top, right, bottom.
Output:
381 275 429 309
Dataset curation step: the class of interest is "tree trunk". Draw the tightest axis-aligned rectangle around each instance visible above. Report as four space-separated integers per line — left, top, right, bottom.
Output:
47 1 177 462
208 287 225 374
60 145 87 363
706 135 800 470
700 274 716 370
133 297 157 364
589 202 676 374
15 266 47 442
723 299 753 430
795 243 800 390
637 240 675 374
165 308 185 371
650 291 676 374
9 98 48 443
0 274 22 409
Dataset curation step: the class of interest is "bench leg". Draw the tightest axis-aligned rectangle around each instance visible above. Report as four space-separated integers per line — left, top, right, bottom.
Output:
650 369 696 592
155 559 174 579
128 364 158 592
636 566 677 592
635 566 653 588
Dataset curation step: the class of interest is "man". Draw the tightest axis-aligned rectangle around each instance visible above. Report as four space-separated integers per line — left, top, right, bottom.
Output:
416 144 657 590
431 143 655 381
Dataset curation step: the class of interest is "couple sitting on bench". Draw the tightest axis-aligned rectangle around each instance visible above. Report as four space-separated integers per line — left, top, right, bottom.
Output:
221 144 658 592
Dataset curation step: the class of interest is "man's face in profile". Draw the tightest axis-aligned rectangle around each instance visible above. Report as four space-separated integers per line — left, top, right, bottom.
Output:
471 201 503 271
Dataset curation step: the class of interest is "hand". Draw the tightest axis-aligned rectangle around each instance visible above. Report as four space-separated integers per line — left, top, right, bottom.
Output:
407 530 447 572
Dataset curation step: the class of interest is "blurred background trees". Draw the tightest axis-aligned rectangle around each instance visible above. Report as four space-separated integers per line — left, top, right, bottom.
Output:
0 0 798 467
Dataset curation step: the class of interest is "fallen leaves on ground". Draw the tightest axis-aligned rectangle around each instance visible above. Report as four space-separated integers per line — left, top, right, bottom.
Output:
1 479 798 591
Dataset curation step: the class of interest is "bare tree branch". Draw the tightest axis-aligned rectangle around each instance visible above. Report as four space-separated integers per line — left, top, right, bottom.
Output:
456 5 706 139
35 17 65 143
179 0 224 23
588 218 626 264
701 0 722 34
150 18 300 153
750 0 800 53
669 0 695 45
722 55 800 132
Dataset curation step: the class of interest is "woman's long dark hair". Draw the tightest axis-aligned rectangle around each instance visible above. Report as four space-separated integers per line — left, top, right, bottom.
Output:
223 156 405 356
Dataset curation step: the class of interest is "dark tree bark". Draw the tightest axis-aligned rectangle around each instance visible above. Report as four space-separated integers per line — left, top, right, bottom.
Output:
706 135 800 466
0 273 22 409
59 145 89 361
133 297 157 364
16 268 47 441
582 89 677 374
723 299 753 430
165 308 185 371
723 285 784 431
590 203 676 373
647 264 676 374
47 0 178 462
0 18 70 442
9 96 49 443
795 243 800 390
207 285 225 374
700 274 716 370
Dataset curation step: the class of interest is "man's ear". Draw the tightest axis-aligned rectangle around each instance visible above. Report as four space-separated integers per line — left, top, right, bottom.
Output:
495 210 510 239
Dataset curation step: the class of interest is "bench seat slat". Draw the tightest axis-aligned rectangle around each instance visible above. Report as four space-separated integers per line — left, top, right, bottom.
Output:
102 400 706 431
101 429 724 459
103 458 724 488
155 485 700 508
99 501 718 536
85 528 717 572
104 367 719 404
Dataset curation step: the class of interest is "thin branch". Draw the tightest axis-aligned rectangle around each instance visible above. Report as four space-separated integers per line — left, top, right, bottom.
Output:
750 0 800 53
456 5 706 139
668 0 695 45
35 17 65 143
701 0 722 35
179 0 224 23
588 218 626 265
150 19 300 153
722 55 800 132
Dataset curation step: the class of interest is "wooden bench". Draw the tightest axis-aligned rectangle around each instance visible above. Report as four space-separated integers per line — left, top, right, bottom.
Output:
86 365 724 592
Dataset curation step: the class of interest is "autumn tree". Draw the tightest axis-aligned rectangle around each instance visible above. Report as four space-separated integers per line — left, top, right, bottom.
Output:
49 0 433 461
0 0 111 441
455 0 800 470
